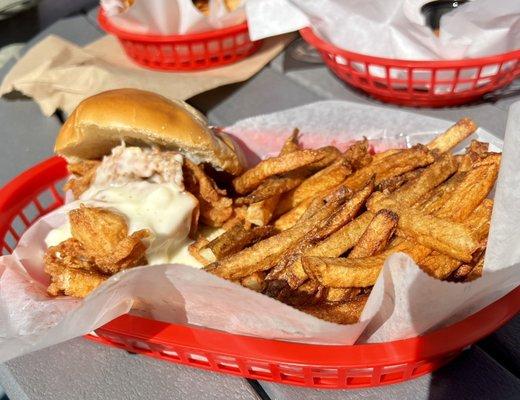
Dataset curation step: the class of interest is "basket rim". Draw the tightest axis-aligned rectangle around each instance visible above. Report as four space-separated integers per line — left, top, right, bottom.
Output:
1 156 519 367
300 27 520 68
98 8 250 43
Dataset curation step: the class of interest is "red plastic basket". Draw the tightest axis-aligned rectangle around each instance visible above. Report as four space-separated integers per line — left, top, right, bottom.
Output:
1 157 520 389
300 27 520 107
98 10 262 71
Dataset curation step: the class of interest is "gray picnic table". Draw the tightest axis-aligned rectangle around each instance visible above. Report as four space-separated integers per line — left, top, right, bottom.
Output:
0 6 519 400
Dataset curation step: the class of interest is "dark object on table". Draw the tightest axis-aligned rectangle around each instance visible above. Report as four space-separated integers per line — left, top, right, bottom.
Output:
421 0 470 32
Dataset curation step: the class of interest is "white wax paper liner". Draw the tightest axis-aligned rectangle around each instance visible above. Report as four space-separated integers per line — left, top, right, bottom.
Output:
101 0 246 35
246 0 520 60
0 100 518 362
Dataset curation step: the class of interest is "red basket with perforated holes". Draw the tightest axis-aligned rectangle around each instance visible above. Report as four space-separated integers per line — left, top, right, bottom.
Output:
1 157 520 389
98 10 262 71
300 27 520 107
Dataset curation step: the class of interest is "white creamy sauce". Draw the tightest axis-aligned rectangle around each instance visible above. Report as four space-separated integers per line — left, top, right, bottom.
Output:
45 143 204 268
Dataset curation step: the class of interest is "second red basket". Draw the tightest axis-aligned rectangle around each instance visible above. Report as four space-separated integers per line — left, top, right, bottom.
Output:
98 10 263 71
300 27 520 107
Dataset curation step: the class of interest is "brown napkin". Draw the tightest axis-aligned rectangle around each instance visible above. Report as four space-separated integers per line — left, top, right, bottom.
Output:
0 33 293 116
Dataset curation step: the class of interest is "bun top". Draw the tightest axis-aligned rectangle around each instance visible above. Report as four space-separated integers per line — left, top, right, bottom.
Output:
55 89 245 175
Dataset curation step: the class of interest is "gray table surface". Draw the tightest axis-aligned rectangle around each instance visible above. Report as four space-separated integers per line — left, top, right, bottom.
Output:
0 8 519 400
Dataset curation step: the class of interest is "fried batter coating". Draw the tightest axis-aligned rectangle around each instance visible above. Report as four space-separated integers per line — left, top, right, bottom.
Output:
45 206 149 297
64 160 100 198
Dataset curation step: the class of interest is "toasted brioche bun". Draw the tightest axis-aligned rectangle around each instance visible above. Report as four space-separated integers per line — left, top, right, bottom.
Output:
55 89 245 175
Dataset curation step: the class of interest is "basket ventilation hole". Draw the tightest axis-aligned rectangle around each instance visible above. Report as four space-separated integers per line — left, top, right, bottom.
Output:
346 376 372 386
247 364 273 378
187 353 210 367
160 350 180 360
22 202 40 223
216 360 241 372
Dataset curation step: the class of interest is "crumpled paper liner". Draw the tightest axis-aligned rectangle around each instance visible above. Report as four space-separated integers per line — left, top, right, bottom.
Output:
101 0 247 35
0 33 293 117
246 0 520 60
0 100 518 363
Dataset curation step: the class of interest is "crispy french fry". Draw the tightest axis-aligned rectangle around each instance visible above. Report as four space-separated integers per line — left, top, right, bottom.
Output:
236 174 305 205
296 295 369 324
280 128 301 155
269 182 373 280
274 196 316 231
368 193 480 262
307 146 342 170
386 153 457 207
465 199 493 239
275 158 353 214
417 198 493 279
466 255 484 281
467 140 489 161
371 149 401 163
188 236 212 265
377 168 426 193
435 163 499 222
302 241 429 288
427 118 477 153
323 287 362 303
245 129 303 226
279 211 375 289
344 145 434 191
417 172 468 214
202 223 275 261
233 149 327 194
348 209 398 258
449 263 474 281
343 139 371 170
205 189 348 279
246 196 279 226
241 271 266 292
324 209 398 303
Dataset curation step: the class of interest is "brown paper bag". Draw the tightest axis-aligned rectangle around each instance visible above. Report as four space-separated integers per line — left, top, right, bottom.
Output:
0 33 293 116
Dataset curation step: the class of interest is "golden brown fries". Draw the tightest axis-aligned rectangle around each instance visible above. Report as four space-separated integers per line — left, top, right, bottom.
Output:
206 188 349 279
198 118 497 325
349 209 398 258
323 209 398 303
244 129 302 227
435 162 499 222
199 223 274 262
233 149 327 194
276 211 375 289
344 145 434 191
297 294 368 324
241 271 266 292
343 139 371 170
368 193 480 262
275 158 352 215
427 118 477 153
246 195 279 227
236 175 305 205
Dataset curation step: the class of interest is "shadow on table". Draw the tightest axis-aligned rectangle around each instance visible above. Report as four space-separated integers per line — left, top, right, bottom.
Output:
426 348 519 400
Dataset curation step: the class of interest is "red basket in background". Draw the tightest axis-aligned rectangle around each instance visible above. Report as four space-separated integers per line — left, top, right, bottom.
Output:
300 27 520 107
1 157 520 389
98 10 263 71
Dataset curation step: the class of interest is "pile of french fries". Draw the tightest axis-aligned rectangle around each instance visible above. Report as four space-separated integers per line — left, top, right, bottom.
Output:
190 118 500 324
